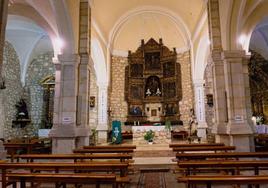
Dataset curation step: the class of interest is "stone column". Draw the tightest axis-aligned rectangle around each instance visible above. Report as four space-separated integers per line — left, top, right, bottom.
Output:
222 50 254 151
0 0 8 83
49 54 80 154
0 0 8 159
193 80 207 140
207 0 228 141
75 0 91 147
97 85 108 143
76 54 90 147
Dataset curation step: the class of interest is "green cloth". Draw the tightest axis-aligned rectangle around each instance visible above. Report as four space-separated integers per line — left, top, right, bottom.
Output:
112 120 122 144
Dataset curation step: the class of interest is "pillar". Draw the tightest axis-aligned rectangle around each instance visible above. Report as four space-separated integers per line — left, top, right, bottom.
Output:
97 85 108 143
0 0 8 159
222 51 255 151
207 0 254 151
207 0 228 138
75 0 91 147
193 80 208 140
49 54 80 154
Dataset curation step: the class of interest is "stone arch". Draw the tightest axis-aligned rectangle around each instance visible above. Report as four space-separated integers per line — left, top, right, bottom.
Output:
193 35 210 81
108 6 191 52
91 38 108 86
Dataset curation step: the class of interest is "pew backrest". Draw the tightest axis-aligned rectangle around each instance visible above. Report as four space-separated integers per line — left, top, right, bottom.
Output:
169 143 224 148
173 146 235 153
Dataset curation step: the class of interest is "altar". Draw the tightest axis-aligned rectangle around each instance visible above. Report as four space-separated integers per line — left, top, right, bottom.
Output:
132 126 171 144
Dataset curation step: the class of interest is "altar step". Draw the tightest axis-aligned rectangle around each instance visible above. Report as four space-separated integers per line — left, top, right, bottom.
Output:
134 143 174 157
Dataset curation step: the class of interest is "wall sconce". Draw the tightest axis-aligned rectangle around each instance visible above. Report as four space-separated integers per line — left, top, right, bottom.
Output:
206 94 213 107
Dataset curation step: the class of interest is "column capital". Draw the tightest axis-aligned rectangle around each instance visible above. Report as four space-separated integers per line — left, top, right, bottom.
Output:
58 54 80 65
222 50 246 59
193 79 205 86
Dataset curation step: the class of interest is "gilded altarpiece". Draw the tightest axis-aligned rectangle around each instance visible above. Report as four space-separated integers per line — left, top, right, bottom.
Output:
125 38 182 124
249 50 268 123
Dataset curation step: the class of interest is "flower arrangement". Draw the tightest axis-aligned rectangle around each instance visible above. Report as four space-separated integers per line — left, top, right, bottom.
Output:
256 116 264 125
144 130 155 143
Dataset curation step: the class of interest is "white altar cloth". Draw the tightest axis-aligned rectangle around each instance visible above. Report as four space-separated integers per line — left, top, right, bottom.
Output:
132 126 171 144
132 125 166 132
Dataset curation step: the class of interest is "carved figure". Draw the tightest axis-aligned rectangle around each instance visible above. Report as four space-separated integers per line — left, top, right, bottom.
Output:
15 99 29 119
146 89 151 96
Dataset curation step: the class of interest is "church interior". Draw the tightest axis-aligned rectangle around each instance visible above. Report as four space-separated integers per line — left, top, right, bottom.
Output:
1 0 268 187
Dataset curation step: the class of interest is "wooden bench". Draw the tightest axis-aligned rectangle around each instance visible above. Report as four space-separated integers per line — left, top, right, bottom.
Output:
173 146 236 153
17 153 133 162
177 175 268 188
73 148 135 154
176 152 268 161
83 145 136 150
178 160 268 176
169 143 224 148
0 162 130 188
7 173 117 188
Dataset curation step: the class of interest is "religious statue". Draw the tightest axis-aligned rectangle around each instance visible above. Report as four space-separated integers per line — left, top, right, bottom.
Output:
15 99 29 120
146 89 151 96
145 76 161 96
156 88 161 96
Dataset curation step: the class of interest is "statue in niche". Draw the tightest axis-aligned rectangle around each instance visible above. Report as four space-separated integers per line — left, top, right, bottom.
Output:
130 64 143 77
163 62 175 77
165 103 177 116
131 85 143 99
163 82 176 98
146 89 151 96
145 52 160 70
15 98 29 119
156 88 161 96
145 76 161 97
130 106 142 116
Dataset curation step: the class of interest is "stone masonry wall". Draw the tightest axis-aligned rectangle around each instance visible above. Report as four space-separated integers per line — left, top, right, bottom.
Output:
109 52 194 127
89 70 98 130
1 42 25 139
25 52 55 132
204 61 216 142
178 51 194 125
109 56 128 124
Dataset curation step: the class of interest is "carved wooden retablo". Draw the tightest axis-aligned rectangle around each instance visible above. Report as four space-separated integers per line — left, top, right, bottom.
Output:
125 38 182 125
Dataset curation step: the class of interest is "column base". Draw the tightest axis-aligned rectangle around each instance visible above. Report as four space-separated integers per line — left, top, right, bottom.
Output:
216 134 254 152
97 130 108 144
52 138 75 154
49 124 90 153
197 122 207 141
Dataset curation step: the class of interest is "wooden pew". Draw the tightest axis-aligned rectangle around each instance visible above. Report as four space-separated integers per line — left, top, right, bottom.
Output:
176 152 268 161
177 175 268 188
173 146 236 153
83 145 136 150
73 148 135 154
17 153 133 162
0 162 130 188
8 173 116 188
169 143 224 148
178 160 268 176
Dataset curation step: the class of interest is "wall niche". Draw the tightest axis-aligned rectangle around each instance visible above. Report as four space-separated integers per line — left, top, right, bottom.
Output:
125 38 182 125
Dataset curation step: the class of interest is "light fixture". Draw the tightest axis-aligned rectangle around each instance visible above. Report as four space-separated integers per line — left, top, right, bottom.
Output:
238 34 246 46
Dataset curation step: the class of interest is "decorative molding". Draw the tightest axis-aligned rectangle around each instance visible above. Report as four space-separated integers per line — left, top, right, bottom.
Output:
175 46 190 54
92 19 108 47
112 49 128 57
192 5 208 43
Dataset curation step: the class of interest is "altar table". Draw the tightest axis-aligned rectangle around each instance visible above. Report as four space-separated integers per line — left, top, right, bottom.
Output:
132 126 171 144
